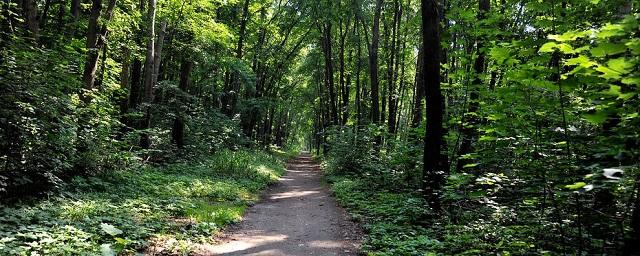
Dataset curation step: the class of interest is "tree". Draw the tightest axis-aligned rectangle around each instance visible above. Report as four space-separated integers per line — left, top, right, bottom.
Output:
139 0 157 149
82 0 117 91
421 0 448 212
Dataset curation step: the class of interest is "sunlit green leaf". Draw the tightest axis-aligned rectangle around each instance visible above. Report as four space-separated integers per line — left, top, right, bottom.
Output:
539 42 558 53
595 65 622 79
606 58 634 74
565 55 595 68
565 182 587 190
590 43 627 57
100 223 123 236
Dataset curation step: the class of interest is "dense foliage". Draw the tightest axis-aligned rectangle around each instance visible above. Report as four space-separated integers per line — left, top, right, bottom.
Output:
1 0 639 255
304 0 639 255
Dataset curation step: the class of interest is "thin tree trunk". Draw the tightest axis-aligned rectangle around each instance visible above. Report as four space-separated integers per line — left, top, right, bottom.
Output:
321 23 339 126
369 0 383 125
222 0 250 117
355 20 363 127
410 47 424 128
338 17 351 126
140 0 157 149
387 0 401 134
71 0 79 19
172 60 193 149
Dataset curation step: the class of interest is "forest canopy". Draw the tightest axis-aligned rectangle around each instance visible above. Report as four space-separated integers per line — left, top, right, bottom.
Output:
1 0 639 255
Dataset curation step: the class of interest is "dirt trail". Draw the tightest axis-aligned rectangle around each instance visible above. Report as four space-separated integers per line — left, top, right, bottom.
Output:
199 153 362 256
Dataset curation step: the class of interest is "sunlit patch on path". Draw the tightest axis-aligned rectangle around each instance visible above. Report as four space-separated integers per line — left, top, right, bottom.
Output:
199 153 362 256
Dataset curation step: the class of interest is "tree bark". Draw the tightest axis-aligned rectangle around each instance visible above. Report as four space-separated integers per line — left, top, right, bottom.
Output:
410 47 424 128
222 0 250 117
71 0 79 19
387 0 401 134
369 0 383 125
172 60 193 149
422 0 448 212
82 0 117 91
338 17 351 126
321 23 339 126
139 0 157 149
22 0 39 38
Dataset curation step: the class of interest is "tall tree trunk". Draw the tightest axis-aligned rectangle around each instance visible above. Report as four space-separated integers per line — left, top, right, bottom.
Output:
369 0 383 125
82 0 117 91
128 59 143 110
152 21 166 87
119 47 131 115
422 0 448 212
172 60 193 149
139 0 156 149
380 19 389 125
321 23 339 126
456 0 489 171
22 0 39 38
355 21 363 127
222 0 250 117
410 47 424 128
387 0 401 134
71 0 79 19
338 17 351 126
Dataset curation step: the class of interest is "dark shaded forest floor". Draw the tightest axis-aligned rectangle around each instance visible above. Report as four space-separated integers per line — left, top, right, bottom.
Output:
202 154 362 256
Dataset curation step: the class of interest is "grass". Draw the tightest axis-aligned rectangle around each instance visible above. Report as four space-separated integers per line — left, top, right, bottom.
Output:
0 149 287 255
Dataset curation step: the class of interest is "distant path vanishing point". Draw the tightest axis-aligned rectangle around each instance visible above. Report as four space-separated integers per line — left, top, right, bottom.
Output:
200 153 362 256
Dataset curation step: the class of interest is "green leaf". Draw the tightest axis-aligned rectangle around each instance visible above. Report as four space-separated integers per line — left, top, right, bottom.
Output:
463 163 479 168
622 77 640 85
479 136 497 141
490 47 511 64
619 92 637 100
595 65 622 79
626 39 640 55
606 57 634 74
565 182 587 190
604 85 622 97
583 112 608 124
590 43 627 57
539 42 558 53
100 223 123 236
596 23 625 39
565 55 595 68
548 30 589 42
557 43 575 54
100 244 116 256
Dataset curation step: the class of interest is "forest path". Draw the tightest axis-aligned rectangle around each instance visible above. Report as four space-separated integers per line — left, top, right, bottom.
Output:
199 153 362 256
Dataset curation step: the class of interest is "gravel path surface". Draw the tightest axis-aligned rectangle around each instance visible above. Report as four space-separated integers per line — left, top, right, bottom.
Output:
199 153 362 256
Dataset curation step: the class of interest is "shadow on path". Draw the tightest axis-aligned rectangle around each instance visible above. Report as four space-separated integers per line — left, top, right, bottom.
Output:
198 153 362 256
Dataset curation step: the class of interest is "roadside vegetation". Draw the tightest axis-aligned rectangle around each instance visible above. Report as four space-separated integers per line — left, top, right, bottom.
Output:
0 150 286 255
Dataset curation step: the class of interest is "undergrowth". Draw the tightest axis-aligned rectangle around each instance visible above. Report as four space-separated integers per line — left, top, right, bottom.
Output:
0 150 286 255
328 175 543 256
